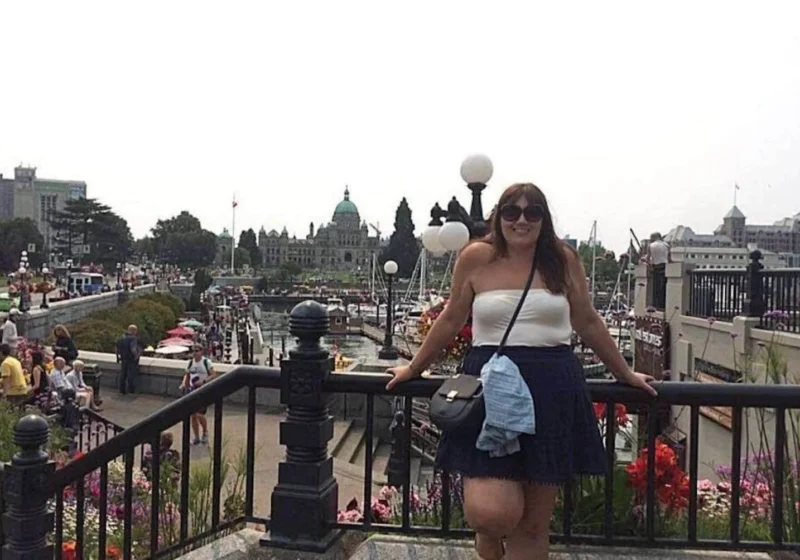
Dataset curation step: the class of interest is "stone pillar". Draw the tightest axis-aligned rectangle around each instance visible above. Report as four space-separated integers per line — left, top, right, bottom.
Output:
1 415 55 560
262 300 339 551
634 263 649 316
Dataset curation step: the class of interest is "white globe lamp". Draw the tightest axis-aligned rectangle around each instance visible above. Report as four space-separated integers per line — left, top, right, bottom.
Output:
18 266 26 275
42 267 50 275
460 154 494 185
438 221 470 252
383 260 398 276
422 225 446 255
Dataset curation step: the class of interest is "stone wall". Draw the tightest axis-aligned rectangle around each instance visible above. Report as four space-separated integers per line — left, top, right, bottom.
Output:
16 285 157 342
635 263 800 479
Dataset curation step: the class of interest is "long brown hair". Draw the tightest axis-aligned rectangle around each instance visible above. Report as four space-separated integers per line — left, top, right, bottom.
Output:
487 182 570 294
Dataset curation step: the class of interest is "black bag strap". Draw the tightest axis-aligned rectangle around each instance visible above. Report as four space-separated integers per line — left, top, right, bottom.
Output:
497 249 540 354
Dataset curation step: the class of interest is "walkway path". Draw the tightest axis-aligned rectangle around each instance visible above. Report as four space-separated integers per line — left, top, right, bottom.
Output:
99 391 379 520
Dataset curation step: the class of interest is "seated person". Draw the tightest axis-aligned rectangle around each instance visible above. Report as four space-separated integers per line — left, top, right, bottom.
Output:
49 356 71 397
66 359 102 411
1 343 30 406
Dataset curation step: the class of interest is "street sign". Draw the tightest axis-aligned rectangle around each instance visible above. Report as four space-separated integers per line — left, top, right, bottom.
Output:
27 243 36 253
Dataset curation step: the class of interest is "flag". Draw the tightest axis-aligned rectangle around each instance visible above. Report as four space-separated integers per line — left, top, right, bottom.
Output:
735 184 740 190
232 200 238 208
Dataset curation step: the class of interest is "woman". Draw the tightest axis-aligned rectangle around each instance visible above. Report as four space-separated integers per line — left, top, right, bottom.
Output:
66 359 102 411
29 350 49 397
386 183 656 560
52 324 79 365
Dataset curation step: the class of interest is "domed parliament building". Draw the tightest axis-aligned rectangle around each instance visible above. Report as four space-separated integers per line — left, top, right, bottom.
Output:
257 187 381 271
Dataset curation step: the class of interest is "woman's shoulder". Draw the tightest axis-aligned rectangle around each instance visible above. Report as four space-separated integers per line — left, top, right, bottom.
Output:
458 240 495 265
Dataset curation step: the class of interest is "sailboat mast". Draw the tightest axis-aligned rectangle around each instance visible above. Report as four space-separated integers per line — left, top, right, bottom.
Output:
419 250 426 301
590 220 597 305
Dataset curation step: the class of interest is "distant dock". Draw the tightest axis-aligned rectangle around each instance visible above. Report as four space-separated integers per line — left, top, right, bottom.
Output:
359 324 419 360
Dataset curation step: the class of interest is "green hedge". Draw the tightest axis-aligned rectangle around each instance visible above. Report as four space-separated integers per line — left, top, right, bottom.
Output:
68 293 187 353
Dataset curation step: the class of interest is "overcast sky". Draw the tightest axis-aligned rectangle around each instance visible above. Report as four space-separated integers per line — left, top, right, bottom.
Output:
2 1 799 254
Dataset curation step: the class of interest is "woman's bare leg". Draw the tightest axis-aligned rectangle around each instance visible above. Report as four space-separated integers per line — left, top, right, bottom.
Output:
504 483 559 560
463 477 525 559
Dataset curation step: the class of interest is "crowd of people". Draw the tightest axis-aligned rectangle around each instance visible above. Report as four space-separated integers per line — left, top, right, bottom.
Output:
0 318 103 413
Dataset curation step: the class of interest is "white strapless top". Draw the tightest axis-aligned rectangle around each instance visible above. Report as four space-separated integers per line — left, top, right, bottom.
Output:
472 289 572 347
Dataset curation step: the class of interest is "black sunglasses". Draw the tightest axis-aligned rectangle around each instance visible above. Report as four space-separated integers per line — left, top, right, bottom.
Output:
500 204 545 223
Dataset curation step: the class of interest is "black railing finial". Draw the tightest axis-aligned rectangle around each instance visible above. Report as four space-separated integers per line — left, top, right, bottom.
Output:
2 414 55 560
745 249 765 317
263 300 340 551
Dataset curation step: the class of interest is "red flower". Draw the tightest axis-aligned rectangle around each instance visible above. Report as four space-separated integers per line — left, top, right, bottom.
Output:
593 403 630 427
625 441 689 513
62 542 77 560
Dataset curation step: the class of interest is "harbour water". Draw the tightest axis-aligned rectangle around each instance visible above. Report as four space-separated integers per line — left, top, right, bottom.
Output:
258 312 381 360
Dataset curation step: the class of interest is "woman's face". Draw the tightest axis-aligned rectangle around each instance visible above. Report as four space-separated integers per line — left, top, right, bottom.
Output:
499 196 545 251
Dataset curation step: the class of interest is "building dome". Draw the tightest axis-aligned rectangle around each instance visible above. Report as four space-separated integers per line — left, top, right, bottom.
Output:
333 187 359 219
218 228 232 239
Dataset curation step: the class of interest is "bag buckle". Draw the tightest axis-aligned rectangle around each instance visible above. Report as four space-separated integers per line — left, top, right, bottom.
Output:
446 390 458 402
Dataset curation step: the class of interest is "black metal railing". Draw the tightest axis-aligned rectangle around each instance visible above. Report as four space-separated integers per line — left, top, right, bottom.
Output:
3 300 800 559
760 269 800 333
687 269 747 320
687 251 800 332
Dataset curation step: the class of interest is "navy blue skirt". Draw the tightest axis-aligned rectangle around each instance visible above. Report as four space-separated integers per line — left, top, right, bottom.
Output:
435 345 606 485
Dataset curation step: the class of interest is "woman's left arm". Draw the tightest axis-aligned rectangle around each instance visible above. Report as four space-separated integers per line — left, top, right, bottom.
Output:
564 247 657 396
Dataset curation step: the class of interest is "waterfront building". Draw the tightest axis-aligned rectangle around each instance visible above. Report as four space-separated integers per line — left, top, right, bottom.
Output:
669 245 785 269
256 187 381 271
0 165 87 252
666 206 800 252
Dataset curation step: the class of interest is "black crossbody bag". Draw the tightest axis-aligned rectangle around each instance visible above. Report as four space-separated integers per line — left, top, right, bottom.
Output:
428 251 539 436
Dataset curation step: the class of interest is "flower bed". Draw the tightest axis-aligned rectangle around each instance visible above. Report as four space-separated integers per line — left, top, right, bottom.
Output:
55 441 248 560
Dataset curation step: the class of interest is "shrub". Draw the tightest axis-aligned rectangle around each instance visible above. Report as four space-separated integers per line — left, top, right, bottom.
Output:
141 292 185 319
69 293 185 352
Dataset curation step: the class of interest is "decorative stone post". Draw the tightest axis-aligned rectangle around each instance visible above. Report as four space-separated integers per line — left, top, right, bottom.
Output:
262 300 339 551
745 250 765 317
2 415 55 560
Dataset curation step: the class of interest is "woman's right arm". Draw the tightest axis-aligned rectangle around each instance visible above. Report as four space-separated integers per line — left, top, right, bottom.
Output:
405 243 485 376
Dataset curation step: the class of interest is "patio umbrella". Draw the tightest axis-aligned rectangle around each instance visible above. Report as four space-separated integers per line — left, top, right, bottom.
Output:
154 345 191 355
158 337 192 347
179 319 203 328
167 326 195 337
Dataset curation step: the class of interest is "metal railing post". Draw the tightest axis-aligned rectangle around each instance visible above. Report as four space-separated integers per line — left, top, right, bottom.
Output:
261 300 340 551
1 415 56 560
745 249 765 317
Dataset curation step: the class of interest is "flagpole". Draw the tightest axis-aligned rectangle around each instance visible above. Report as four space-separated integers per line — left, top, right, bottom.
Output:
231 195 236 274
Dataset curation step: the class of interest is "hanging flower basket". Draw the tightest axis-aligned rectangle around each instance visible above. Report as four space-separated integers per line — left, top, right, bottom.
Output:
417 300 472 373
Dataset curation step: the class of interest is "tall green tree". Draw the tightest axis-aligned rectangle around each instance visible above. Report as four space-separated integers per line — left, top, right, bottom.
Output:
238 228 261 268
48 198 132 266
578 241 622 287
150 211 217 269
0 218 45 271
234 247 251 270
381 197 420 278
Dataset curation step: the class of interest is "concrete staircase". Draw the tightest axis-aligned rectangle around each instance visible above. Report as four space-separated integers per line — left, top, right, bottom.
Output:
330 420 431 489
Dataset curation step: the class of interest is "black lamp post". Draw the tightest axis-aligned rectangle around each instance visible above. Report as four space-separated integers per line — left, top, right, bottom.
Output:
40 266 51 309
460 154 493 238
378 259 399 360
421 154 494 254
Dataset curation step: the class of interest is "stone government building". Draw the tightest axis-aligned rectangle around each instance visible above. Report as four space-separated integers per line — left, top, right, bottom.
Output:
218 187 382 271
0 165 88 253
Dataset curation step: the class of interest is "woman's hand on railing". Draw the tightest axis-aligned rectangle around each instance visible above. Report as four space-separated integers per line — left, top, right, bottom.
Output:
385 364 416 391
618 370 658 397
